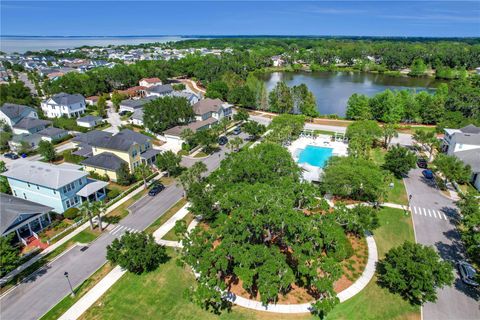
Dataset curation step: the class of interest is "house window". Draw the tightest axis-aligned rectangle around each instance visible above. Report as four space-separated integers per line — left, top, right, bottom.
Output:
79 179 83 186
132 149 138 157
27 183 31 187
66 199 71 208
37 185 40 190
13 190 17 196
53 190 56 194
23 193 27 199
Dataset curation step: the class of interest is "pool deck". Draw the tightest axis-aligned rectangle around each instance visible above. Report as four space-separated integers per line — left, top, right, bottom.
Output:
288 135 348 162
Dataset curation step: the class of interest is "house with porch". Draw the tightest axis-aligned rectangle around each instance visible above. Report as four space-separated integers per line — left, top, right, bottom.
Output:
80 129 160 181
1 162 107 214
41 92 86 118
0 193 53 245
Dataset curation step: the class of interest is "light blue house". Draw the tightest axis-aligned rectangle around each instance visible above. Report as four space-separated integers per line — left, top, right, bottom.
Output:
2 161 108 214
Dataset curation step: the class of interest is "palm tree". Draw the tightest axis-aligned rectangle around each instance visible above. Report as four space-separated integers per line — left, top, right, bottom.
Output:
80 201 95 230
134 163 152 190
92 202 106 231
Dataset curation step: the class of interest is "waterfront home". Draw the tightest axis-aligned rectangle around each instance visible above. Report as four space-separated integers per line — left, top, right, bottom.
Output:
76 115 103 128
41 93 86 118
80 129 160 181
193 98 232 121
0 193 53 244
2 162 107 213
139 77 162 87
442 124 480 190
442 125 480 155
144 84 174 98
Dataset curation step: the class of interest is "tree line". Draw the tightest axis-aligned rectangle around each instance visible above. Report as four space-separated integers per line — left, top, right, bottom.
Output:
346 76 480 128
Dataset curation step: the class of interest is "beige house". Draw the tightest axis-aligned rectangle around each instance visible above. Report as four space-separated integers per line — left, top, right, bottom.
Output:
79 129 160 182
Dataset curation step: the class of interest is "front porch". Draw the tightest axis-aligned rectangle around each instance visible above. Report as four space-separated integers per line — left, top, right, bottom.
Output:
8 213 52 247
140 148 162 166
77 179 109 202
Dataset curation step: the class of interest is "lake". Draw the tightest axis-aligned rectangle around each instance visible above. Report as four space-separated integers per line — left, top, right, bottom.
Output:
0 36 188 53
260 71 444 116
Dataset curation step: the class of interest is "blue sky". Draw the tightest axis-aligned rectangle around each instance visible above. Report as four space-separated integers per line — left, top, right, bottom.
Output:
1 1 479 37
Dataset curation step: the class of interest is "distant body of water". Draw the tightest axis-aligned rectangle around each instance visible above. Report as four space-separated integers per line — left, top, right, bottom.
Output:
259 71 444 116
0 36 188 53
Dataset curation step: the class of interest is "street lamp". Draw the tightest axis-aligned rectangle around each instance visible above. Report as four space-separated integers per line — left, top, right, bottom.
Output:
64 271 75 297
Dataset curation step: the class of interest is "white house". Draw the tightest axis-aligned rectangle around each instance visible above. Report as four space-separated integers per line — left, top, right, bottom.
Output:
76 115 103 128
0 103 38 128
192 98 232 122
144 84 173 98
130 109 144 126
442 125 480 155
172 91 200 105
442 124 480 190
41 93 86 118
139 77 162 87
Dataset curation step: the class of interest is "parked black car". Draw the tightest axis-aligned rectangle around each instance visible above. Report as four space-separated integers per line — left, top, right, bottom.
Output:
233 127 241 135
218 136 228 146
417 158 428 168
4 153 19 160
148 183 165 196
457 261 479 287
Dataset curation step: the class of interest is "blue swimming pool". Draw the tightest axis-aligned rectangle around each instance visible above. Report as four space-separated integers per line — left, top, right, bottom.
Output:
297 145 333 168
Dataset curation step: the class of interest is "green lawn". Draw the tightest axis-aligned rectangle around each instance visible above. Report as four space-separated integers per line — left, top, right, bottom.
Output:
163 213 195 241
326 207 419 320
371 148 408 205
80 208 419 320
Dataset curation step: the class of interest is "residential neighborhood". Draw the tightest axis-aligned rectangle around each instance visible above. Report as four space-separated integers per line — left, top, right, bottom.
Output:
0 2 479 320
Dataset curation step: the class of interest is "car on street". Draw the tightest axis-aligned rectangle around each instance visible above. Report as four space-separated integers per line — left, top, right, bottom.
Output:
148 182 165 196
4 153 19 160
422 169 434 179
417 157 428 168
218 136 228 145
233 127 241 135
457 261 479 287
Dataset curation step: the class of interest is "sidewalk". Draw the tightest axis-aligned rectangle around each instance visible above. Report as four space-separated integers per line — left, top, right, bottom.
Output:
0 173 162 286
57 202 191 320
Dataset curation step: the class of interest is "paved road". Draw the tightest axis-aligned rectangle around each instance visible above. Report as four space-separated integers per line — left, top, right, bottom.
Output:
3 142 75 170
249 114 413 146
404 169 480 320
0 137 245 320
104 105 122 134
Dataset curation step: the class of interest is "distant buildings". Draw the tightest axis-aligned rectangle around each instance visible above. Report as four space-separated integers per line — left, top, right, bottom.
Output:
41 93 86 118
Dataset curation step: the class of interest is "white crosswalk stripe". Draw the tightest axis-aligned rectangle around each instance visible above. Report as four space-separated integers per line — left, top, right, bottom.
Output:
411 206 448 221
110 225 140 236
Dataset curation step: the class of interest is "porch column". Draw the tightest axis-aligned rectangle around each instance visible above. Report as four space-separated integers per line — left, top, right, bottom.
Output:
27 222 33 235
38 217 43 229
47 212 52 223
95 192 98 201
15 229 21 242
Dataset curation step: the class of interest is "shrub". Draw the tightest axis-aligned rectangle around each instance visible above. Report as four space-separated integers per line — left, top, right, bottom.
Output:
63 208 80 220
107 189 121 200
89 171 110 182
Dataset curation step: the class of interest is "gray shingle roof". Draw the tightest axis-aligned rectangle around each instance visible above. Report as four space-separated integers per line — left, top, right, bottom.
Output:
77 115 102 123
72 130 112 145
454 133 480 145
163 118 218 137
13 118 51 130
2 161 87 189
49 92 85 105
193 98 225 115
0 103 35 120
120 96 157 109
460 125 480 134
37 127 68 138
454 148 480 172
81 152 127 171
95 129 150 152
145 84 173 94
0 193 53 235
131 109 143 120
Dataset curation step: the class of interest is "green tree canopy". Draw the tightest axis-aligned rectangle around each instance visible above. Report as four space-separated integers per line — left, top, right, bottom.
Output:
156 150 182 176
322 156 390 202
242 120 266 139
346 120 382 158
143 96 194 133
383 145 417 178
106 232 168 274
377 241 454 305
38 140 56 162
0 234 20 277
268 81 293 114
346 93 371 120
433 154 472 184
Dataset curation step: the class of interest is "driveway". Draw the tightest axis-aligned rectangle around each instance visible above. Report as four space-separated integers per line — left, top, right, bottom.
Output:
104 106 122 133
0 139 239 320
404 168 480 320
3 142 75 170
